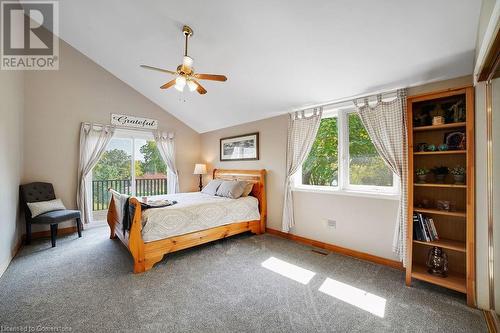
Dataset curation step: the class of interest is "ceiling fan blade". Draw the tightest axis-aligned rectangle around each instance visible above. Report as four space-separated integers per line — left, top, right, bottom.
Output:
160 79 176 89
140 65 177 75
193 73 227 82
193 80 207 94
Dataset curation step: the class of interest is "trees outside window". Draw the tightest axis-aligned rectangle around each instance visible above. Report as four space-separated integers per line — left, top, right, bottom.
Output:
298 109 397 195
92 135 168 211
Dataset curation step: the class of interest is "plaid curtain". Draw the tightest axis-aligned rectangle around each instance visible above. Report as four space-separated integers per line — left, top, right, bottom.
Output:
282 108 322 232
355 89 408 265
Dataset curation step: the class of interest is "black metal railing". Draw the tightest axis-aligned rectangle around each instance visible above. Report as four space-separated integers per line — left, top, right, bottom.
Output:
92 178 168 211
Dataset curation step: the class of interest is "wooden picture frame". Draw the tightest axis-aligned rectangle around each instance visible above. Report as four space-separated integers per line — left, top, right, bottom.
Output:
220 132 259 161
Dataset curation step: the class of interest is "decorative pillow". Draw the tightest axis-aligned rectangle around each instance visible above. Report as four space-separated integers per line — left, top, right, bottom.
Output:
201 179 223 196
27 198 66 218
216 180 247 199
241 182 254 197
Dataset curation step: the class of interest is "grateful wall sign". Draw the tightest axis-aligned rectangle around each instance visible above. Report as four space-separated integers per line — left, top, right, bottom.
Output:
111 114 158 130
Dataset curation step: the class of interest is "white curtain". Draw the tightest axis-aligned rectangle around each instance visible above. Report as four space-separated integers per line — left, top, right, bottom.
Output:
282 108 323 232
77 123 115 224
154 131 179 194
354 89 408 265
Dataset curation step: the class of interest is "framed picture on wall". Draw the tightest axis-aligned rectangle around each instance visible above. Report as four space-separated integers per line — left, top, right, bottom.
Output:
220 132 259 161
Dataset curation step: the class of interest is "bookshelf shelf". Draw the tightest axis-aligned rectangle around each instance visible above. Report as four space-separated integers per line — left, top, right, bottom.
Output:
414 183 466 188
413 122 466 132
414 150 466 155
413 208 466 217
411 264 466 293
406 86 475 306
413 238 466 252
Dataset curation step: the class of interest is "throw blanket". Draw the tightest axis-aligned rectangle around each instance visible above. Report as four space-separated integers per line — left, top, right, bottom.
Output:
122 198 177 232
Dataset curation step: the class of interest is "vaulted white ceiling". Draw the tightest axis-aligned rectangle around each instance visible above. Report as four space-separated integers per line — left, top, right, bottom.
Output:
53 0 481 132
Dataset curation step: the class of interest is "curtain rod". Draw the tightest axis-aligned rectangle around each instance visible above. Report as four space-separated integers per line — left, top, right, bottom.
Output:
82 122 157 133
291 88 402 113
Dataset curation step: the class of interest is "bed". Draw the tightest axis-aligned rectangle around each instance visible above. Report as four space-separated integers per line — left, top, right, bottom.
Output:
106 169 267 273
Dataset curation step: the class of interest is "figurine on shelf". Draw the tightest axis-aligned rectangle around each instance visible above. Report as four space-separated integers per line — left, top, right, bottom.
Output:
436 200 451 211
427 246 449 277
448 100 465 123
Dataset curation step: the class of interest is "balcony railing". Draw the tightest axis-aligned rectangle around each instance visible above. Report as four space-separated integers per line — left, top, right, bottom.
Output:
92 178 168 211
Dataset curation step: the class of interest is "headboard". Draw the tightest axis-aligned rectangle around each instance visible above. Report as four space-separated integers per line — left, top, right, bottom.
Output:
213 169 267 232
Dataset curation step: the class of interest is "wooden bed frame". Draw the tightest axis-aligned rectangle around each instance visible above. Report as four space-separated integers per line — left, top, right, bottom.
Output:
107 169 267 273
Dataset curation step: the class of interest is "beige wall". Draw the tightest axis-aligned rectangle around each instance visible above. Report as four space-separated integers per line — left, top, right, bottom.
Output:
200 115 288 232
23 40 201 231
0 70 24 276
201 76 473 261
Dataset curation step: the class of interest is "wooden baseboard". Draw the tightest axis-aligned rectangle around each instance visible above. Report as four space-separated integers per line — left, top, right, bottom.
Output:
266 228 403 270
21 226 77 241
484 310 499 333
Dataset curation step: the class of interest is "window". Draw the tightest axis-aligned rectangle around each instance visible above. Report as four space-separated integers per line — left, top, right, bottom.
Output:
92 130 168 211
347 113 393 188
302 117 339 187
296 108 398 196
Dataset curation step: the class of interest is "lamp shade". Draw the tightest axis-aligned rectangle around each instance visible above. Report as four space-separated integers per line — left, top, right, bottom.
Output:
193 164 207 175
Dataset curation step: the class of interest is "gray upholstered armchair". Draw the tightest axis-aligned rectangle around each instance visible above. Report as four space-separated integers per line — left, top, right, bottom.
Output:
20 182 82 247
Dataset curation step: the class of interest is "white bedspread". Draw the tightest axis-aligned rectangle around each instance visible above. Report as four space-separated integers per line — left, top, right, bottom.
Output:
141 192 260 242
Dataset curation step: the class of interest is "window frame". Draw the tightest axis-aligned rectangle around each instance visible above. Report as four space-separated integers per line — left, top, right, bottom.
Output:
293 107 399 199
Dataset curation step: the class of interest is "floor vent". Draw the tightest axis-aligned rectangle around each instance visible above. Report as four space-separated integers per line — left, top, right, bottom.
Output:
311 248 329 256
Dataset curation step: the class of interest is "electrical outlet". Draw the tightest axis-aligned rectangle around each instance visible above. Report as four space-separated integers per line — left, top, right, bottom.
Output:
327 219 336 229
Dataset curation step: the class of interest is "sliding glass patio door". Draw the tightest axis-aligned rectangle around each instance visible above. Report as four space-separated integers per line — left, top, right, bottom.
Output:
91 130 168 213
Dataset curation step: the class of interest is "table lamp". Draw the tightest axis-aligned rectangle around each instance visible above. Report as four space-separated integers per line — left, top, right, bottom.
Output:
193 164 207 191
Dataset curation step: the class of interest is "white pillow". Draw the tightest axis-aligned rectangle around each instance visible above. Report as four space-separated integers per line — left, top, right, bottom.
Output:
201 179 223 196
215 180 247 199
27 198 66 217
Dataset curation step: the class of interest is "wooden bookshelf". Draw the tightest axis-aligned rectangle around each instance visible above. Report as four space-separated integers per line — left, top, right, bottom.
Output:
406 86 475 306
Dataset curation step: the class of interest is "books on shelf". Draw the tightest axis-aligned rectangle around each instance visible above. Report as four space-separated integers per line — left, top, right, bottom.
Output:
413 213 439 242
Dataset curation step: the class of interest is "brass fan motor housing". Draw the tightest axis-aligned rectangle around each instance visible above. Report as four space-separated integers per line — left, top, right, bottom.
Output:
177 64 193 76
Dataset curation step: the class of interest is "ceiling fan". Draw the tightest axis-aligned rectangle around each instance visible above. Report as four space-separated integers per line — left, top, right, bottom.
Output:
140 25 227 95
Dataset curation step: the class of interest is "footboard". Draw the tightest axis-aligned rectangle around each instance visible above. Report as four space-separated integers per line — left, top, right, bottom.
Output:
107 190 148 273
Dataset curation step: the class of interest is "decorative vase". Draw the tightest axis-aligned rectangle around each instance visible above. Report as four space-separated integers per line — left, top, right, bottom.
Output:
426 247 448 277
453 174 465 184
438 143 448 151
426 144 436 152
416 143 427 152
417 174 428 183
434 174 446 183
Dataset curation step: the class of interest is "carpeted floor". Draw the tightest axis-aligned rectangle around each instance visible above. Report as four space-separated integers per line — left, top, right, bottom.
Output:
0 225 486 332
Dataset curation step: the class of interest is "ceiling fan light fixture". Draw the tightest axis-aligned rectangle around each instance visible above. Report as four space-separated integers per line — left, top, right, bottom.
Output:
187 79 198 92
175 76 186 91
141 25 227 95
183 56 194 68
